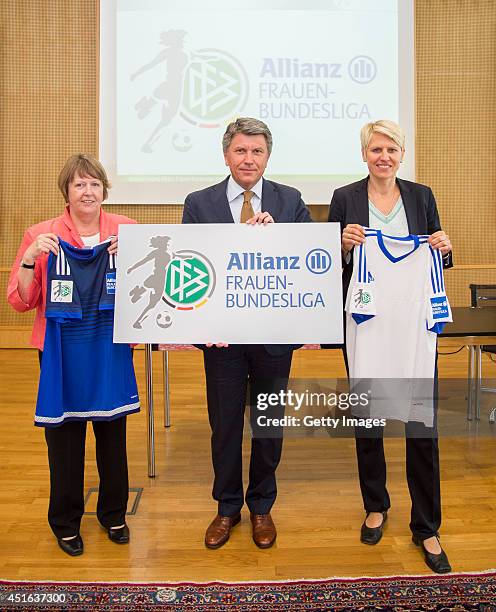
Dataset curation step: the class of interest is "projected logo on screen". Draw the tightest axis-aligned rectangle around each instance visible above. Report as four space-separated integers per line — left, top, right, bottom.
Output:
348 56 377 84
163 250 216 309
180 49 249 126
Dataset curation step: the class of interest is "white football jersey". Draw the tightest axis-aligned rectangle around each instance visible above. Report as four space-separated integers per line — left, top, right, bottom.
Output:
346 229 452 426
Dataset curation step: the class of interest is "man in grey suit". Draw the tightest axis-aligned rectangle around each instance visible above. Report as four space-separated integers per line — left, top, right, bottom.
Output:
182 118 311 549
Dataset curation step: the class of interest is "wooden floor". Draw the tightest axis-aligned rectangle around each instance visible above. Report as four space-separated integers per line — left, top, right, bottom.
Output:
0 346 495 582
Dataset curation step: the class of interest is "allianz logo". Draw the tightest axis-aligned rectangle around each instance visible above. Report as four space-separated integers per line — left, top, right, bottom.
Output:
260 58 342 78
227 252 300 271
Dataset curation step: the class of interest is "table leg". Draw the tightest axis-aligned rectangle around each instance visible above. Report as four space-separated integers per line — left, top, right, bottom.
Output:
475 345 482 421
145 344 156 478
467 346 475 421
163 350 171 428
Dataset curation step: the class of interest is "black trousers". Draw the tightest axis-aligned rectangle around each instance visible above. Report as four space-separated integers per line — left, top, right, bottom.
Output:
343 345 442 539
44 418 129 538
38 352 129 538
203 345 292 517
355 423 441 539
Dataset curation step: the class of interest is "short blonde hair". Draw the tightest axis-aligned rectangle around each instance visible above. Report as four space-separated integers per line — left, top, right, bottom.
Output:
360 120 405 150
58 154 110 202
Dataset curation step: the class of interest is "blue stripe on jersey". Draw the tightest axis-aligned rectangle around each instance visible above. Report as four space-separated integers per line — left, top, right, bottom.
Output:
364 228 377 236
429 247 438 293
363 246 367 283
358 244 364 282
429 246 446 294
436 249 444 292
45 310 82 320
430 267 437 294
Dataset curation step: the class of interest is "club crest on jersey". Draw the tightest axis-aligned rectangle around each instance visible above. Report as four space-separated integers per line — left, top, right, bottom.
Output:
350 283 376 315
51 280 73 303
106 272 116 294
353 287 372 308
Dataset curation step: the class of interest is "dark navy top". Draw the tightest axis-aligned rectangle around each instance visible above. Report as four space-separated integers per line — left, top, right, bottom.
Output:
35 239 140 427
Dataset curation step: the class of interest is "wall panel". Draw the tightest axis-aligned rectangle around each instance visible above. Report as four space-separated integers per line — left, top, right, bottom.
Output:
1 0 494 343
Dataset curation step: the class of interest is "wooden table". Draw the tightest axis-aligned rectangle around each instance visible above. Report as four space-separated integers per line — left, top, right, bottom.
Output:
440 306 496 421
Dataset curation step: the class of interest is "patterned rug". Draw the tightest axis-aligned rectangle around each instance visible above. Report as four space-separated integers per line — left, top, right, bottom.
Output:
1 572 495 611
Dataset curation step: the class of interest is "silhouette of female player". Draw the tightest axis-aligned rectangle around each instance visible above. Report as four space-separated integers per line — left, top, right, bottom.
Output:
127 236 172 329
131 30 188 152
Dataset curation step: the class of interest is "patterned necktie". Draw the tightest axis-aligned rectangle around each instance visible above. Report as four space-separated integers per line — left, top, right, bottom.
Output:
240 190 255 223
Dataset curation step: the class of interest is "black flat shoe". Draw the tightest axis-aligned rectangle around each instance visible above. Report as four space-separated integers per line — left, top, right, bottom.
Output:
57 534 83 556
360 511 387 545
412 534 451 574
108 524 130 544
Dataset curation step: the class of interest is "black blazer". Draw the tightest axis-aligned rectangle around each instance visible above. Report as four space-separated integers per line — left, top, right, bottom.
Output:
328 176 453 301
182 176 312 355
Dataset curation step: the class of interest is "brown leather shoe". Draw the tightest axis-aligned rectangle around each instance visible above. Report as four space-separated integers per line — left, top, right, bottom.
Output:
250 513 276 548
204 513 241 549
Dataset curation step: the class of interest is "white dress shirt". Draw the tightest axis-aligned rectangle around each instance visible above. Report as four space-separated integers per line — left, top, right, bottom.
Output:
226 176 263 223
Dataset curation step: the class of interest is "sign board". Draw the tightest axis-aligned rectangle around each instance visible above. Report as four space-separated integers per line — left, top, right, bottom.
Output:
114 223 343 344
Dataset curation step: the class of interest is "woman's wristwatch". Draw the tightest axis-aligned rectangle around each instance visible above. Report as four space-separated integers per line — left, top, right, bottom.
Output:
20 261 35 269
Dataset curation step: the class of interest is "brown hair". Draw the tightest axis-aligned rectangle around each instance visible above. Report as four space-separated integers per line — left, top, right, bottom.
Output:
57 154 110 202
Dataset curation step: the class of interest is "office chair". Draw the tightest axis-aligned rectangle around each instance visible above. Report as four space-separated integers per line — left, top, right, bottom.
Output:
469 284 496 422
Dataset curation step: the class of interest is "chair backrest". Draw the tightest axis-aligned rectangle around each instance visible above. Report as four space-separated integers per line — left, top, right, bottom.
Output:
470 284 496 308
470 284 496 353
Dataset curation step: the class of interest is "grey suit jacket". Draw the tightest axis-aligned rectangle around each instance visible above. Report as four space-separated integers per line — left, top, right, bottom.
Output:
182 176 312 355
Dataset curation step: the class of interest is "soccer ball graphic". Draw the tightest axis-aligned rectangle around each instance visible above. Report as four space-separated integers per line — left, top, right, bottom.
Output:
156 311 173 329
172 131 192 152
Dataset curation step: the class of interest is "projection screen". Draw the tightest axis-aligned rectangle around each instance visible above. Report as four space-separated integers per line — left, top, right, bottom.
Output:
99 0 414 204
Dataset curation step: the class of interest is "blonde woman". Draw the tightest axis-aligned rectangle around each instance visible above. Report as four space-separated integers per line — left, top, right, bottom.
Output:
329 121 452 573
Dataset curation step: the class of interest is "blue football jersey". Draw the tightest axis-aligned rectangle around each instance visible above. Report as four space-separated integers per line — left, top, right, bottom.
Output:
35 239 140 427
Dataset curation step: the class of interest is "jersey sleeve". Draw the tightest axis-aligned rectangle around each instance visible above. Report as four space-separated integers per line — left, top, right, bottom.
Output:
44 242 82 322
426 246 452 333
346 242 377 324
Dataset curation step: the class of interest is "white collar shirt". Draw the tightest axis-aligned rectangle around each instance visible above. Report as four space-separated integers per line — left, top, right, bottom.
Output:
226 176 263 223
